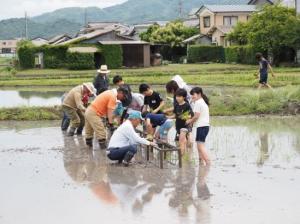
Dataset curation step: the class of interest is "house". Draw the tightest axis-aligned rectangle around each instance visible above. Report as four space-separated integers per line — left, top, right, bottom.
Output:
31 37 48 46
59 27 151 68
48 34 72 45
0 39 18 57
196 5 257 46
190 0 273 47
182 34 212 46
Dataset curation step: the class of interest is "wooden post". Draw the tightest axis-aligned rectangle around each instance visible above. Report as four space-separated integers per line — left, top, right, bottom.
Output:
159 150 164 169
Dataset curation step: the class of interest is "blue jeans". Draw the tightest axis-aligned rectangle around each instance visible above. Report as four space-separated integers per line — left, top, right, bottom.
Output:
107 145 137 163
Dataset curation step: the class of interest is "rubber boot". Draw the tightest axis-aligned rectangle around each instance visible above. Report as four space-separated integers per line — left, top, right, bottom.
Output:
67 127 76 136
122 151 134 166
86 138 93 147
98 139 107 150
76 126 83 135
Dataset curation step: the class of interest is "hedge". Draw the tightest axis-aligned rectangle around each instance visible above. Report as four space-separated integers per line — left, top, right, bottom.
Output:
100 45 123 69
40 45 68 68
225 45 256 64
18 46 35 69
66 52 95 70
187 45 225 63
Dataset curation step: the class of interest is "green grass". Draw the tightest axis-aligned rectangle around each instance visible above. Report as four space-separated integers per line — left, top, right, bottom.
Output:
211 85 300 116
0 64 299 87
0 107 61 121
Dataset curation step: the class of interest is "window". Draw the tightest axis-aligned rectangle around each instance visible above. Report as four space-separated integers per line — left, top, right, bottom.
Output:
223 16 238 26
2 48 11 53
203 16 210 28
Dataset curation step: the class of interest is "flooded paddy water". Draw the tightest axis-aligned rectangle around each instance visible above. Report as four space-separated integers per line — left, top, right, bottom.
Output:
0 116 299 224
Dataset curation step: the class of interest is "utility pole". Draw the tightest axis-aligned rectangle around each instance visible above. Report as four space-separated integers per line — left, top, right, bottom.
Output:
84 8 87 26
25 11 28 40
178 0 183 19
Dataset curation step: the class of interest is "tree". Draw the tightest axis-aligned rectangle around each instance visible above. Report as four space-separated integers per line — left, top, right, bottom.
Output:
140 21 198 47
227 4 300 64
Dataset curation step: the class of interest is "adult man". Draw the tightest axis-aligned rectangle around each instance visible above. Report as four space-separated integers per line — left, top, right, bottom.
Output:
94 65 110 95
62 83 96 136
107 111 156 166
255 53 275 89
85 87 130 149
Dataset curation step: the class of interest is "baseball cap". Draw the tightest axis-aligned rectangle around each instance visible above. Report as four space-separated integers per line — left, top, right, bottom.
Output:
128 110 144 120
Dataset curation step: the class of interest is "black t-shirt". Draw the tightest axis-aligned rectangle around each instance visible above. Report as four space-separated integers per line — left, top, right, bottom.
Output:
144 91 163 112
173 102 194 132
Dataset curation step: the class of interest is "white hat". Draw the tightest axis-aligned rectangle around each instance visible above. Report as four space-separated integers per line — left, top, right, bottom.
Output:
97 65 110 74
83 82 97 96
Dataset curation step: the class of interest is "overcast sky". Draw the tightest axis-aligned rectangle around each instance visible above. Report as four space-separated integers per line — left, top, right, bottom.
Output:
0 0 128 20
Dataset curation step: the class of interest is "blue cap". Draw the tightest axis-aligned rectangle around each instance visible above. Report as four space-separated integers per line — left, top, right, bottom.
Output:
128 110 144 120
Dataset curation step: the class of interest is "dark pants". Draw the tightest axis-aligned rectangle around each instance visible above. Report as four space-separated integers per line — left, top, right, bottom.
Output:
107 145 137 163
61 111 70 131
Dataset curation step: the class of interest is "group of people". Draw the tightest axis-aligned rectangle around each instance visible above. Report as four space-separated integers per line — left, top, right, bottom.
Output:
60 65 211 167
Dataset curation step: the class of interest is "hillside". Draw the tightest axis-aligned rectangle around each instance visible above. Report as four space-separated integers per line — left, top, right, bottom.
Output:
0 0 249 39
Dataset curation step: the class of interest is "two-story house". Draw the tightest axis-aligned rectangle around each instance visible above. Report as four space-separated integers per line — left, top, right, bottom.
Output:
194 0 274 47
197 5 257 47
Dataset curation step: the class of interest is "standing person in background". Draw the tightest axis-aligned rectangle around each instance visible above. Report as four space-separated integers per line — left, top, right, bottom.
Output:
186 87 210 166
255 53 275 89
94 65 110 95
62 83 96 136
139 84 165 114
84 87 130 149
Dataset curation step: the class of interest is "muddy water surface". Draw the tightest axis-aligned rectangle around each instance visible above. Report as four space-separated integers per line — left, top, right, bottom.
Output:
0 117 299 224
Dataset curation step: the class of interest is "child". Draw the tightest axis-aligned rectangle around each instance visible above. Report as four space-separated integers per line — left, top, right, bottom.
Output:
255 53 275 89
186 87 210 166
144 112 173 141
139 84 165 114
169 88 193 155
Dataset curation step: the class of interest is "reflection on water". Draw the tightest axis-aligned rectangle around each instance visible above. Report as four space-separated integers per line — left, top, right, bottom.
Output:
62 136 211 222
0 90 63 108
0 117 300 224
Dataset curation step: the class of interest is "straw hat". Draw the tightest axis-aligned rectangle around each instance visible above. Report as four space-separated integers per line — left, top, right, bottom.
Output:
83 82 97 96
97 65 110 74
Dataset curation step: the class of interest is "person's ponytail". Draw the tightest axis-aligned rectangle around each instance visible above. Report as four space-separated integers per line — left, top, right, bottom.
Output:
202 93 209 106
190 87 209 106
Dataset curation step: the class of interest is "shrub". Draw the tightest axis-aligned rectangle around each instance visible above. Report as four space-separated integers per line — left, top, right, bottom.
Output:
66 52 94 70
225 45 256 64
17 46 35 69
187 45 225 63
38 45 68 68
101 45 123 69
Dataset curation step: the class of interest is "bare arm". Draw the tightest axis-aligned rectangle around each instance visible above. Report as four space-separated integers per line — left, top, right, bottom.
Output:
186 112 200 125
107 108 114 124
153 101 165 114
268 64 275 77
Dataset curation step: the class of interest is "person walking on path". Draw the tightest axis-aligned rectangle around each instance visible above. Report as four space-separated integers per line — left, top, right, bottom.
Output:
94 65 110 95
62 83 96 136
85 87 130 149
255 53 275 89
107 111 156 166
186 87 211 166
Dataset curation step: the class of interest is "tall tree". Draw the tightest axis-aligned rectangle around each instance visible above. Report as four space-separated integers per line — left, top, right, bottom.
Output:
227 4 300 63
140 21 198 47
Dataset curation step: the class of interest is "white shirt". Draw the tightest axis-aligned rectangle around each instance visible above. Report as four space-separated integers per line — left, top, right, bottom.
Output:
108 120 150 148
193 98 210 127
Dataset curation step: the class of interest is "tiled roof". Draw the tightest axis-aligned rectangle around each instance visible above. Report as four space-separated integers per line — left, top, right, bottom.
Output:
200 4 257 13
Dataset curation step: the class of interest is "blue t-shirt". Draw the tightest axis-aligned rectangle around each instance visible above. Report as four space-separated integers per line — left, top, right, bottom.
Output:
146 113 167 127
259 58 269 75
